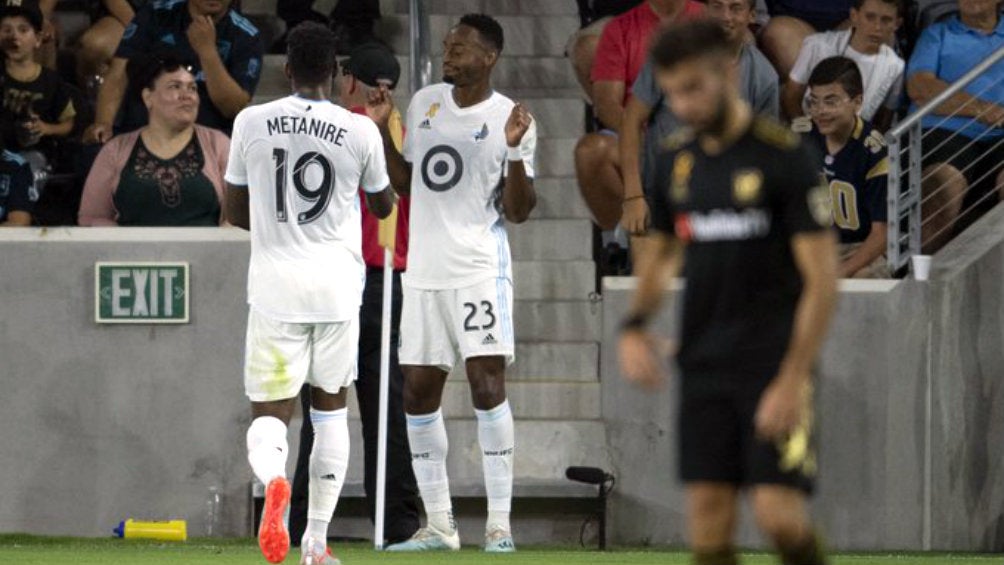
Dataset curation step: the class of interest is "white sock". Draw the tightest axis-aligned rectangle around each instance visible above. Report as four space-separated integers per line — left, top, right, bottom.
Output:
305 407 349 539
406 409 455 533
246 416 289 485
475 399 514 532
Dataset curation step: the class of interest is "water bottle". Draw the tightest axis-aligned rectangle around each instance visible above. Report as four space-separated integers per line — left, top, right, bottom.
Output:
205 486 221 537
113 519 187 541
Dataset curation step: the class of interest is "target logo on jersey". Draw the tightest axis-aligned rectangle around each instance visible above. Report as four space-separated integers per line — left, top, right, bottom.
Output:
420 144 464 192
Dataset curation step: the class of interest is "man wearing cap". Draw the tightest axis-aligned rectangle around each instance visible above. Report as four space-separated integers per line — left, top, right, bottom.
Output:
288 41 420 547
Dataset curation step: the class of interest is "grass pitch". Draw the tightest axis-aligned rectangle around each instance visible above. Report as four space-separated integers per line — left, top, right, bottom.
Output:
0 535 1000 565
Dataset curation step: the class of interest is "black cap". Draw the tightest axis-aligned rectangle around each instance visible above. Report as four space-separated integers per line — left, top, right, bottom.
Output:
342 42 400 89
0 0 43 31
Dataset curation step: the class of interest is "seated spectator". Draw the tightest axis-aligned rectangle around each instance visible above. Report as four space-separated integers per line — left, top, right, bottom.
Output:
0 142 36 225
1 0 76 155
273 0 380 53
801 57 889 277
75 0 144 88
783 0 904 130
620 0 778 265
84 0 263 143
905 0 1004 252
78 54 229 226
759 0 854 79
566 0 643 103
575 0 704 232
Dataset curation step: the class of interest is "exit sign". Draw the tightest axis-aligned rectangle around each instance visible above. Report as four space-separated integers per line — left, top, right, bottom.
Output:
95 262 190 324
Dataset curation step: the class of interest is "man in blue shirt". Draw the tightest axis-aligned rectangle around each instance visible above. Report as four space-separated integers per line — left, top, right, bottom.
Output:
84 0 263 141
0 144 36 226
906 0 1004 251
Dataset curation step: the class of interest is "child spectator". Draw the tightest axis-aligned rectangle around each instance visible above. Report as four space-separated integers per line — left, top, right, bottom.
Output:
760 0 854 79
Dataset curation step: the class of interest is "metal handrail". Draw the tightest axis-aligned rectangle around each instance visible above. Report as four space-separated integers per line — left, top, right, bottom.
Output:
409 0 432 93
887 45 1004 140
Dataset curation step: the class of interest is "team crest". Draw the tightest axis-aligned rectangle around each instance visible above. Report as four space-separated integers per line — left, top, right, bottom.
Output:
670 151 693 202
732 169 763 205
807 180 834 227
473 123 489 142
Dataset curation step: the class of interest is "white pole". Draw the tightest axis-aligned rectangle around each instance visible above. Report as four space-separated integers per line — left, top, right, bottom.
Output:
374 248 393 550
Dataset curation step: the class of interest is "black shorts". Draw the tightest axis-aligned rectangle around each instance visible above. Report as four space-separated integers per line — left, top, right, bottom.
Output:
678 378 816 493
921 127 1004 229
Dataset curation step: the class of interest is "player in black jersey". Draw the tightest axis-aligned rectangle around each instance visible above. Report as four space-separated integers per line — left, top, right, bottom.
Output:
618 21 839 565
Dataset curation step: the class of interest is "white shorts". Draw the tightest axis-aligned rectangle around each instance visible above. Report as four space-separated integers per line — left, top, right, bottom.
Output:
243 309 359 402
399 277 515 371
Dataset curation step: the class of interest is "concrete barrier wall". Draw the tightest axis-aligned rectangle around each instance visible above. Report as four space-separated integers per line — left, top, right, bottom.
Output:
600 204 1004 552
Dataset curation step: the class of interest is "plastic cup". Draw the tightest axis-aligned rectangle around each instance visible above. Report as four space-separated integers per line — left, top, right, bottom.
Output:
911 255 932 281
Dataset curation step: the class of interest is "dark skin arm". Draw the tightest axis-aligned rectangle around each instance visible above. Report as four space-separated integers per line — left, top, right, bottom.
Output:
364 186 397 220
366 85 413 194
225 183 249 230
501 102 536 224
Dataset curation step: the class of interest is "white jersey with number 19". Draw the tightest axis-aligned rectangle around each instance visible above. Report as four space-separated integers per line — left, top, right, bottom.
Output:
225 95 389 323
402 83 537 290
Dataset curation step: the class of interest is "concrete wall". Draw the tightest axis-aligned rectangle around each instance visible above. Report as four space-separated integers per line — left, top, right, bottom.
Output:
600 204 1004 552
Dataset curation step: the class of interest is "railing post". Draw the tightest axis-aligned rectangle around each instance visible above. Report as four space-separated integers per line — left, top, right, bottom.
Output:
907 123 924 260
887 130 903 270
409 0 432 94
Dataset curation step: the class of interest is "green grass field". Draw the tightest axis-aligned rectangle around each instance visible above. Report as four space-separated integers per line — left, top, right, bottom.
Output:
0 536 1000 565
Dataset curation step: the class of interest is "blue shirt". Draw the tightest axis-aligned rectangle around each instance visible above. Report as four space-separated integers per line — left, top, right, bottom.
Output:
115 0 263 134
805 118 889 244
0 150 36 222
906 14 1004 140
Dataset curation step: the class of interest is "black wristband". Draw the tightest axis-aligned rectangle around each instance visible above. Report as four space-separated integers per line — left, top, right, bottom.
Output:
620 313 648 332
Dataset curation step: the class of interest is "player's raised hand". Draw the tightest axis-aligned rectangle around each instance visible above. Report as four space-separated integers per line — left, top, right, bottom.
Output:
505 102 532 147
621 197 650 236
618 330 669 391
365 85 394 129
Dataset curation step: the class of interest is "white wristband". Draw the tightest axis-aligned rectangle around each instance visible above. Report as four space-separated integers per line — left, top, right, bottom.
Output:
506 145 523 162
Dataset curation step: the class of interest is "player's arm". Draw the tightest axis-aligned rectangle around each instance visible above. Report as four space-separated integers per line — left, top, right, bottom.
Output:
841 222 886 277
225 183 249 230
366 85 412 194
502 103 537 223
619 95 652 235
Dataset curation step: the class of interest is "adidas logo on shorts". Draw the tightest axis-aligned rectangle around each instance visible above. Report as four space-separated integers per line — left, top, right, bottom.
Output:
481 333 497 346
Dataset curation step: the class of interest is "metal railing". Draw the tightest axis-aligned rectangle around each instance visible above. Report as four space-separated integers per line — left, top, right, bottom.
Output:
885 45 1004 272
409 0 433 93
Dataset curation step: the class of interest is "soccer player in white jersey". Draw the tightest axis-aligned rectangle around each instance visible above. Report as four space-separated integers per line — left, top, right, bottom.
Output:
366 13 537 553
224 22 395 565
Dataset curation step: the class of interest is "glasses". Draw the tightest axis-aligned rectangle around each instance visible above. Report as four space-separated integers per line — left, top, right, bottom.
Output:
806 96 851 112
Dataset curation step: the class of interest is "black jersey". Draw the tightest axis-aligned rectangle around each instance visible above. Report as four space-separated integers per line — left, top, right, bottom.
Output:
804 118 889 244
649 117 832 381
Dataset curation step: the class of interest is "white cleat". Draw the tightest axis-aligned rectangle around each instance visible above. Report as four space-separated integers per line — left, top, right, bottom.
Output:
484 527 516 553
299 536 341 565
384 525 461 551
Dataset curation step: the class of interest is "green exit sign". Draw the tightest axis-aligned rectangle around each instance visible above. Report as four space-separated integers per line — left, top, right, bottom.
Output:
95 262 190 324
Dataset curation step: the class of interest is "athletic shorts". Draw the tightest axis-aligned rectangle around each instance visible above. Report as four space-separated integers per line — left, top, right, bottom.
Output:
243 309 359 402
678 378 816 493
399 277 515 371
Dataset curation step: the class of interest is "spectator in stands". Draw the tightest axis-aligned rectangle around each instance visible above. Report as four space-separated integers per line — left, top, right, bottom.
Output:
75 0 145 89
0 138 37 225
272 0 379 53
906 0 1004 252
78 53 229 226
782 0 904 130
620 0 778 268
289 41 420 548
575 0 704 233
759 0 854 79
83 0 262 142
566 0 643 103
1 0 77 155
802 57 889 277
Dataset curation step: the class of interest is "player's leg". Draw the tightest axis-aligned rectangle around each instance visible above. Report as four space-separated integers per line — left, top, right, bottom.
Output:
575 132 624 230
289 386 313 545
298 318 359 564
386 285 460 551
750 485 825 565
244 310 313 563
686 483 740 564
458 278 516 552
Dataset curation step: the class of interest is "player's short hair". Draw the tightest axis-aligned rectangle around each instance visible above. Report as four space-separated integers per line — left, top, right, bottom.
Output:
650 20 732 71
286 21 339 86
852 0 902 13
808 56 864 99
458 13 504 53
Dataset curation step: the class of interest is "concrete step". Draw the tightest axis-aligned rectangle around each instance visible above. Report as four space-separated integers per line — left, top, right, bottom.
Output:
513 260 594 301
381 14 579 58
531 177 591 220
507 218 592 261
535 136 577 177
514 299 601 342
447 341 599 383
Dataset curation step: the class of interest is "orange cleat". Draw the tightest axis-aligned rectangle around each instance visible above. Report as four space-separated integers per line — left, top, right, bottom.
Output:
258 477 291 563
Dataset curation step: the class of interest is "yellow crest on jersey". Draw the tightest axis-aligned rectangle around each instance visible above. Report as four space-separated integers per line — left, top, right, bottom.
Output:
671 151 694 202
732 169 763 205
425 103 440 118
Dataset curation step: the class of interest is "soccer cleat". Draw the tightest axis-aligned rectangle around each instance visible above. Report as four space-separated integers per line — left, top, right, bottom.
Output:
484 527 516 553
258 477 291 564
384 525 461 551
300 536 341 565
